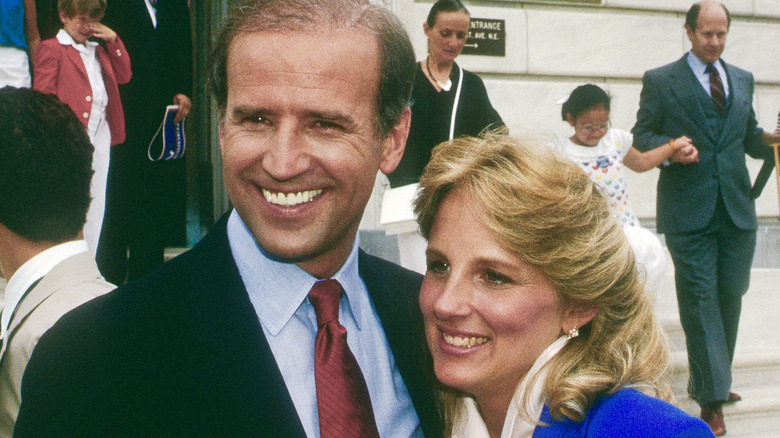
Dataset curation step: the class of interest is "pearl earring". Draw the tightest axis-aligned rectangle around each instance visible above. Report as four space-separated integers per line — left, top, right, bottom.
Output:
567 327 579 340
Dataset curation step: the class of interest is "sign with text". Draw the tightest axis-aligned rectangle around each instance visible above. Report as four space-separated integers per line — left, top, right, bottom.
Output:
462 18 505 57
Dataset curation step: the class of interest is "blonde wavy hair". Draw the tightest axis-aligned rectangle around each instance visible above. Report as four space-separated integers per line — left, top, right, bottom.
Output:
413 130 671 432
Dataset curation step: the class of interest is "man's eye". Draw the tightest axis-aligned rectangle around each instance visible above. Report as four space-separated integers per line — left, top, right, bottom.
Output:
427 260 449 274
245 116 267 125
315 120 341 130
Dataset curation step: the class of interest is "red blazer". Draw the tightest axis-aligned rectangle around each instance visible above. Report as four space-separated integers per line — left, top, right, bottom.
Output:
34 35 132 145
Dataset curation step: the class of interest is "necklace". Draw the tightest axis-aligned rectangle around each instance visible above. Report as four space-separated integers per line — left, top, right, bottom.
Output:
426 57 452 91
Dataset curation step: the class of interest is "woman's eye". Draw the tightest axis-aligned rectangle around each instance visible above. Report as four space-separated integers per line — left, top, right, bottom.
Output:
485 271 511 285
427 260 450 274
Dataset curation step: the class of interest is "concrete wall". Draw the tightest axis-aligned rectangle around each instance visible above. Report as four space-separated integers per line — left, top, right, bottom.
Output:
362 0 780 229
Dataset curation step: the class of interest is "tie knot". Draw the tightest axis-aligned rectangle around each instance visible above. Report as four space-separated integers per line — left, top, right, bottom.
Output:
309 279 343 326
706 63 718 74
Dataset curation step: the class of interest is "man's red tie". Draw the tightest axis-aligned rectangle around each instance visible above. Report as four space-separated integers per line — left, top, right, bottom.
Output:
707 63 726 111
308 279 380 438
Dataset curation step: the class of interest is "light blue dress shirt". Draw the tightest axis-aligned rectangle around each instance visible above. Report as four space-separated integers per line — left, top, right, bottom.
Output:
687 51 730 99
227 211 422 438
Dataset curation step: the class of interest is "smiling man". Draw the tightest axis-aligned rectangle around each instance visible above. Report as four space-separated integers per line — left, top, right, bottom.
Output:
13 1 442 437
631 1 780 435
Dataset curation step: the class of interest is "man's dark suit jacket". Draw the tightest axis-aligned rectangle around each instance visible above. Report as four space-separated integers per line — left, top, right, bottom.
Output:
13 216 442 437
97 0 193 283
632 55 772 234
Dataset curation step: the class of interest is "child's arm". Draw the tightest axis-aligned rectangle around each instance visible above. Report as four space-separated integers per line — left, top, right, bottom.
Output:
93 24 132 85
32 40 60 95
623 136 698 172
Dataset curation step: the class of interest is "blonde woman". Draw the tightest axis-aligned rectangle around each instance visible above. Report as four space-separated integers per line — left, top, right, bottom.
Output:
413 131 713 437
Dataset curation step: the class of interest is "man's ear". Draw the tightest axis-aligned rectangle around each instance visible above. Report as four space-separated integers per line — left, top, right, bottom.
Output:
378 108 411 175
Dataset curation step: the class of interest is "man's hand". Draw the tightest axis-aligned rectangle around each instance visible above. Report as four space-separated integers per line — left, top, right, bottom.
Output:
669 136 699 164
172 94 191 123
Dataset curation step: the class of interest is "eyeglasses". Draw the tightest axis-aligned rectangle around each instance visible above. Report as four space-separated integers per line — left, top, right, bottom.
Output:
576 122 610 134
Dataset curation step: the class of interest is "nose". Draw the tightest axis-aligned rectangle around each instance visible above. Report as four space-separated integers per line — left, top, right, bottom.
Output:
426 275 472 320
261 124 310 181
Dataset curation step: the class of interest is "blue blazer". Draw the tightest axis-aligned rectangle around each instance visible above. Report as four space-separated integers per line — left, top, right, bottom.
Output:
13 215 442 437
533 388 714 437
631 55 772 234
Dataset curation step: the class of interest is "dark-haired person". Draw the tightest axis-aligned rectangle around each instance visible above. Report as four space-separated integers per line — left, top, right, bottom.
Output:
387 0 502 188
0 87 114 437
552 83 697 296
13 1 441 437
631 1 780 434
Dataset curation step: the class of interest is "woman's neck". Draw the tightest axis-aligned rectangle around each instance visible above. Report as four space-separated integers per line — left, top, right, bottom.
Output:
473 388 515 438
425 55 454 90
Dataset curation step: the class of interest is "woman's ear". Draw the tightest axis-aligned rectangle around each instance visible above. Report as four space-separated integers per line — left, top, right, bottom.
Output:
562 306 599 335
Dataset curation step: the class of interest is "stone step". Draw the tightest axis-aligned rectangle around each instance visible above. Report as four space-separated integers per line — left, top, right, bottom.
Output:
672 386 780 438
659 267 780 435
668 349 780 395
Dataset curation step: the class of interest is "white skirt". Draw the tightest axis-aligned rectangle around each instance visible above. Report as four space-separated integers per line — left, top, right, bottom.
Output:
623 224 667 297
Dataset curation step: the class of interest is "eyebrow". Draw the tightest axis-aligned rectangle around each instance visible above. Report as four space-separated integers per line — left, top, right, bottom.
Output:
228 105 359 128
229 106 270 122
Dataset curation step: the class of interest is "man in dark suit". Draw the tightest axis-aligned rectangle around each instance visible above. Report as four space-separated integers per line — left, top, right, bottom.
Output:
96 0 193 284
632 1 780 435
13 1 441 437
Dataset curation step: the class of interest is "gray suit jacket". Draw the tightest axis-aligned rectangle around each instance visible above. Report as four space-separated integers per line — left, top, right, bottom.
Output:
632 55 772 234
0 252 114 437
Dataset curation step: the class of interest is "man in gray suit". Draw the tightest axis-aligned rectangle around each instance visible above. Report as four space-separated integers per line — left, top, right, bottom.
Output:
632 1 780 435
0 87 114 436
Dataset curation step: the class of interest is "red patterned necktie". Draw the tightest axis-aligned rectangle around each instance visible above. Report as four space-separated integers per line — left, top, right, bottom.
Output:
706 63 726 111
308 279 380 438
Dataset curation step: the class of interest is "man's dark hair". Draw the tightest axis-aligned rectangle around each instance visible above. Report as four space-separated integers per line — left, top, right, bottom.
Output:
0 86 93 242
426 0 469 28
686 1 731 31
207 0 416 138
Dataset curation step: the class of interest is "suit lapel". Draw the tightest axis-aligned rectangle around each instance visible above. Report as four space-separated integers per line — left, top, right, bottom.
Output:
183 216 307 435
718 61 747 145
668 56 719 144
359 251 441 437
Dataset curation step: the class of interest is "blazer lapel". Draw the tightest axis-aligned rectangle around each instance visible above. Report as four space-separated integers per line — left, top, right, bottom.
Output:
61 43 91 83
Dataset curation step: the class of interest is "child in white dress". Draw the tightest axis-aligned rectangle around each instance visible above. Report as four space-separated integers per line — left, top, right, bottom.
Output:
552 84 698 296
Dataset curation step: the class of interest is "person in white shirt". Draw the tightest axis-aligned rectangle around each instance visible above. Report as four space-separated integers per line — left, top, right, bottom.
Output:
33 0 132 256
0 87 114 437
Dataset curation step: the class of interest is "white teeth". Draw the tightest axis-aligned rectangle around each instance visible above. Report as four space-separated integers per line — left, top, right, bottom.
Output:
443 333 488 348
263 189 323 207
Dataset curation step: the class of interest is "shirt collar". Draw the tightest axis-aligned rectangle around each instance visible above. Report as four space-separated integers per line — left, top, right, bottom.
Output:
56 28 98 54
226 210 365 336
1 240 89 339
687 51 725 78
